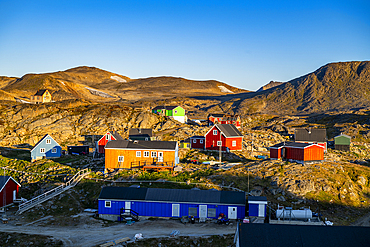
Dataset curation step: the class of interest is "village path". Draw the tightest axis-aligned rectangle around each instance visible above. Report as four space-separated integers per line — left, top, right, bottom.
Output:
0 219 237 247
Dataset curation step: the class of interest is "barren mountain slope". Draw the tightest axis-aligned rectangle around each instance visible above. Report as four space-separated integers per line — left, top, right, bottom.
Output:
235 61 370 115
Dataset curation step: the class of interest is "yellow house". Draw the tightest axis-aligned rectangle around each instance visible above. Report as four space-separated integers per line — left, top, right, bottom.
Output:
31 89 52 104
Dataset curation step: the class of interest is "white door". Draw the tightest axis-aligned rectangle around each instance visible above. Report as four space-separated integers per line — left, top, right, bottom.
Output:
13 190 16 201
172 204 180 217
158 152 163 162
199 205 207 218
125 201 131 214
258 204 265 217
228 207 237 220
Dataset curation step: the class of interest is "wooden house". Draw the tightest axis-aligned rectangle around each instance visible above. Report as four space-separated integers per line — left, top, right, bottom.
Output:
208 113 241 128
269 142 324 164
128 128 154 141
30 134 62 162
104 140 179 171
334 134 351 151
180 138 191 149
295 128 327 151
98 186 246 221
152 106 187 123
30 89 52 104
205 124 243 151
0 176 21 207
190 136 205 149
97 131 124 154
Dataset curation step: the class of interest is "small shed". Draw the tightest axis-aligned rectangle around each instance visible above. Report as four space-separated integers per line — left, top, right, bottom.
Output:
67 145 90 155
98 187 246 221
30 134 62 162
270 142 324 164
334 134 351 151
190 136 205 149
180 138 191 149
248 196 267 218
0 176 21 207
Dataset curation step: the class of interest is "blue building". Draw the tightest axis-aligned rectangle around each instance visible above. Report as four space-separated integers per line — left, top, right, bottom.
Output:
30 134 62 162
98 187 246 221
248 196 267 218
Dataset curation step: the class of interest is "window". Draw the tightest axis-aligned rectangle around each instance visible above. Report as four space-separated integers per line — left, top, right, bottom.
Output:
105 201 111 208
213 130 217 135
232 141 236 147
40 148 45 153
145 137 148 141
193 139 197 143
188 207 198 217
136 151 141 157
208 208 217 218
118 156 124 162
46 139 51 144
175 110 178 114
200 139 203 144
217 141 222 146
144 151 150 157
52 148 57 153
106 134 110 140
151 151 157 158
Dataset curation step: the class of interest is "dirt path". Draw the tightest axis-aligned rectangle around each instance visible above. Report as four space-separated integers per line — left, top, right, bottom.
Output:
0 219 236 247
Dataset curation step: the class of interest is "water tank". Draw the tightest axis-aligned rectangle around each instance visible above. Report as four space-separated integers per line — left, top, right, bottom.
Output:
276 207 312 220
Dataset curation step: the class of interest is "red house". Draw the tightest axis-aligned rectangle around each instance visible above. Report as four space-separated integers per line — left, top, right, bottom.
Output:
0 176 21 207
205 124 243 151
208 114 241 128
270 142 324 164
190 136 205 149
97 131 124 154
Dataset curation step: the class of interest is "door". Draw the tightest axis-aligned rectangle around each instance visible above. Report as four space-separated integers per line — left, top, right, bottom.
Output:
228 207 237 220
258 204 265 217
13 190 16 201
199 205 207 218
125 201 131 214
158 152 163 162
172 204 180 217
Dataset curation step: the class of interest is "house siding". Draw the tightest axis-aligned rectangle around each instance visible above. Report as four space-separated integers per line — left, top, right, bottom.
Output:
335 136 351 145
98 199 245 220
98 133 117 154
31 135 61 161
0 179 19 207
105 148 177 170
190 138 205 149
205 126 242 151
270 148 281 159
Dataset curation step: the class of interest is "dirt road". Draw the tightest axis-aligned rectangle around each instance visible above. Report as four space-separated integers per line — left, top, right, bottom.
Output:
0 219 236 247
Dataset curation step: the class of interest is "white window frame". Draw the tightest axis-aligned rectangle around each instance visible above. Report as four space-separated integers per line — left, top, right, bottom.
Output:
144 151 150 157
217 141 222 146
40 148 45 153
200 139 204 144
232 140 236 147
193 139 196 143
136 151 141 157
105 201 111 208
118 156 124 162
213 130 217 135
151 151 157 158
52 148 57 153
46 139 51 144
106 134 110 140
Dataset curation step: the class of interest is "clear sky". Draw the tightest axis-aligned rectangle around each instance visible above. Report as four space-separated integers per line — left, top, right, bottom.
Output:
0 1 369 91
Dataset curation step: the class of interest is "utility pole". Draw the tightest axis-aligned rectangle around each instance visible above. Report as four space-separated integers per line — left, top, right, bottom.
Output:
219 128 222 163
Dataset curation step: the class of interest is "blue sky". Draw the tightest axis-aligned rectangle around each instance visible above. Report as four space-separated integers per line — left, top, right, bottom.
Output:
0 1 369 91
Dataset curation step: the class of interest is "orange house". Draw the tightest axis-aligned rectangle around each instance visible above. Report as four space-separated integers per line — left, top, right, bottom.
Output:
104 140 179 171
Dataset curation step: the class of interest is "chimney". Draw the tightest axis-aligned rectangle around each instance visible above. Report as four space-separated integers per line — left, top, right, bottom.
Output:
308 127 311 134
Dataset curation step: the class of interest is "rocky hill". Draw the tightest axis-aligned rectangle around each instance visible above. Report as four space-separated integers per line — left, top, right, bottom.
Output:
0 66 247 103
226 61 370 115
256 81 284 92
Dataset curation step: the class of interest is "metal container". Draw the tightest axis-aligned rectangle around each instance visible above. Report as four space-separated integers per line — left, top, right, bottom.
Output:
276 207 312 220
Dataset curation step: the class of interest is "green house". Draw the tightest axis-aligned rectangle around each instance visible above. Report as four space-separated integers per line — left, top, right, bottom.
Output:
152 105 187 123
334 134 351 151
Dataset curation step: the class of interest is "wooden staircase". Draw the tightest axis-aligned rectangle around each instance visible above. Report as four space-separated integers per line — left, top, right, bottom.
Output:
119 208 139 222
16 168 90 215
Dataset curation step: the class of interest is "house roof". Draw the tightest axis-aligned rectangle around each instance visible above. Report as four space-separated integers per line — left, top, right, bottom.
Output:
152 106 181 111
215 124 243 137
99 187 246 205
248 196 267 202
0 176 21 192
334 134 351 139
208 113 225 118
237 223 370 247
270 142 324 149
105 140 177 150
129 128 153 137
190 136 205 139
34 89 49 96
295 128 326 142
30 134 60 152
180 138 191 143
110 131 124 140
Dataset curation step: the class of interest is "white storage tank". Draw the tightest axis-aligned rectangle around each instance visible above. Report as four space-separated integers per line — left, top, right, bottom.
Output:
276 206 312 220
